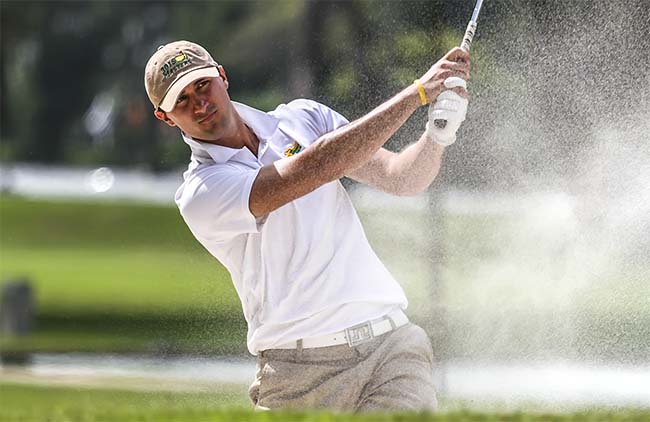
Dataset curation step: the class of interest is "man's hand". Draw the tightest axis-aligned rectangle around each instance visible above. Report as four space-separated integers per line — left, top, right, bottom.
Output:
417 47 470 105
416 47 470 146
425 77 469 146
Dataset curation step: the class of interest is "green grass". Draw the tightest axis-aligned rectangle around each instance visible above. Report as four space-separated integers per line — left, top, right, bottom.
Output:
0 196 197 250
1 382 648 422
0 382 248 422
0 312 248 355
0 196 245 354
1 247 237 316
0 196 239 317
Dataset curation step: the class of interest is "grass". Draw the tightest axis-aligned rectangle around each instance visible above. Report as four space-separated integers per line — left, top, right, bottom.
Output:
0 312 248 355
0 382 248 422
1 247 237 316
0 196 239 316
0 197 239 314
1 382 649 422
0 196 245 354
0 196 197 250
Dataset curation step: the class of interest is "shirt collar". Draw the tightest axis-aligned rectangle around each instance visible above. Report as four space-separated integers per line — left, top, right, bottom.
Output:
182 101 280 165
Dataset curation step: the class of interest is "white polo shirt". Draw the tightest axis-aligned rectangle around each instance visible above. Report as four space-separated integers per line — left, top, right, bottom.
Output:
175 99 407 355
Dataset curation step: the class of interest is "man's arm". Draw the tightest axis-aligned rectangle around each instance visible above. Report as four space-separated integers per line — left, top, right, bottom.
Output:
345 134 445 196
347 60 471 196
249 87 419 216
249 47 469 217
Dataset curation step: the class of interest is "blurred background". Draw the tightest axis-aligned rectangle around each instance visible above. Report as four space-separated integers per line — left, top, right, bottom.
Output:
1 0 649 414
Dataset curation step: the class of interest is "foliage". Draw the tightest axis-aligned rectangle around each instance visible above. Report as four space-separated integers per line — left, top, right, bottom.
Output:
0 1 464 172
2 1 649 189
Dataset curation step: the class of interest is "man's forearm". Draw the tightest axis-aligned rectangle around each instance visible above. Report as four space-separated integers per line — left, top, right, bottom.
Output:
346 132 445 196
278 85 420 186
386 133 445 195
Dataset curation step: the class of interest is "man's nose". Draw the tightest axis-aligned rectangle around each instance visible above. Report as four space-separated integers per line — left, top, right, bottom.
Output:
193 96 209 113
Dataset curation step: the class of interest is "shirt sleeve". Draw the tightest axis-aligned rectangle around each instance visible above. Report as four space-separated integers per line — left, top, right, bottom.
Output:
313 101 350 134
176 163 261 242
278 99 350 146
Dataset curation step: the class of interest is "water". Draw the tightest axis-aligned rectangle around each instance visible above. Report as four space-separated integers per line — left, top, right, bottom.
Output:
0 163 180 204
2 354 649 410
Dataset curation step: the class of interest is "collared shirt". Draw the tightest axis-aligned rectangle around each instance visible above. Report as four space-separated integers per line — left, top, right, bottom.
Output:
175 99 407 354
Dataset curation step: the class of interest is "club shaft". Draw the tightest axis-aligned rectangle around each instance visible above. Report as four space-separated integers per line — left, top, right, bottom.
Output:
460 21 477 52
470 0 484 23
461 0 484 52
432 0 484 129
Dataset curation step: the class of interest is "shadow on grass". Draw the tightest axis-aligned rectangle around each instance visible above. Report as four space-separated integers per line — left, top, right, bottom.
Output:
0 310 249 358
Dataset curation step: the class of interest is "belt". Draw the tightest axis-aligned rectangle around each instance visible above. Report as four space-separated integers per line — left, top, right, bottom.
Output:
273 309 409 349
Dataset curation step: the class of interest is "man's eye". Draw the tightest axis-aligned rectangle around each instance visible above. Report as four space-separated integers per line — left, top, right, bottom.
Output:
198 80 209 89
176 95 187 105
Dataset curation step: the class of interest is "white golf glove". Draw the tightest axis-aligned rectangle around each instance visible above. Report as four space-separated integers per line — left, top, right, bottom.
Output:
425 76 469 146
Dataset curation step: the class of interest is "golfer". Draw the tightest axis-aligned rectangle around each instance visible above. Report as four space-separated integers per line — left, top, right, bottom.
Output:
144 40 469 412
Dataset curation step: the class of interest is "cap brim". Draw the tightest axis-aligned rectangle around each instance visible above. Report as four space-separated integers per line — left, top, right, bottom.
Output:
159 66 221 112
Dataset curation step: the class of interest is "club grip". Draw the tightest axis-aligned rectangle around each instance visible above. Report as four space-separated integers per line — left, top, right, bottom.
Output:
460 21 477 52
434 21 477 129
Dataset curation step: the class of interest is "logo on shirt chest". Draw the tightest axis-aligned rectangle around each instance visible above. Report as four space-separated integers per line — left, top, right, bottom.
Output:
284 141 303 157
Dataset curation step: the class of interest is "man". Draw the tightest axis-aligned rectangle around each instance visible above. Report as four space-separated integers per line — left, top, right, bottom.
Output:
144 40 469 412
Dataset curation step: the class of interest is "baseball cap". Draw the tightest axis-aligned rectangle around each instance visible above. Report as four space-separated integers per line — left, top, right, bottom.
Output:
144 40 220 112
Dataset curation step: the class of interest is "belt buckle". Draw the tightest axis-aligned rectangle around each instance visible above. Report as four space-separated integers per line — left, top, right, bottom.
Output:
345 321 374 347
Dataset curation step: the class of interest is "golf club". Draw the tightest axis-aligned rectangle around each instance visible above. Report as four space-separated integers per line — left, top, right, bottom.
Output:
433 0 484 129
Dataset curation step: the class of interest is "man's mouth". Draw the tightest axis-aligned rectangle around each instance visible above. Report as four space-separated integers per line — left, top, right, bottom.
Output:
198 109 218 124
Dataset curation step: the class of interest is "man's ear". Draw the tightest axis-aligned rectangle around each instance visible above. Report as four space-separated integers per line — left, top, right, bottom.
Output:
218 65 229 89
154 109 176 127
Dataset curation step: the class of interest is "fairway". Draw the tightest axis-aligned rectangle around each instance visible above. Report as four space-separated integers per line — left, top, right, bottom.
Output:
0 382 248 422
1 382 648 422
1 247 237 316
0 197 237 318
0 197 247 354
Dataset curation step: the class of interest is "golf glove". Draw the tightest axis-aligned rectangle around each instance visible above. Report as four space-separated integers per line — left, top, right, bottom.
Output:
425 76 469 146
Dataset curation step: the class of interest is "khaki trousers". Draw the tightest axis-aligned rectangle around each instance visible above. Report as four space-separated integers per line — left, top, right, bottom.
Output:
248 323 437 412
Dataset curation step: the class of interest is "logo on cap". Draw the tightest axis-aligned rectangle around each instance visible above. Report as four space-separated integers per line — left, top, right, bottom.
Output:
160 52 192 79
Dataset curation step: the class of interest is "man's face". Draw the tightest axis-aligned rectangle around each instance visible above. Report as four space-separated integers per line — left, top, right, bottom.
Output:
156 67 234 142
